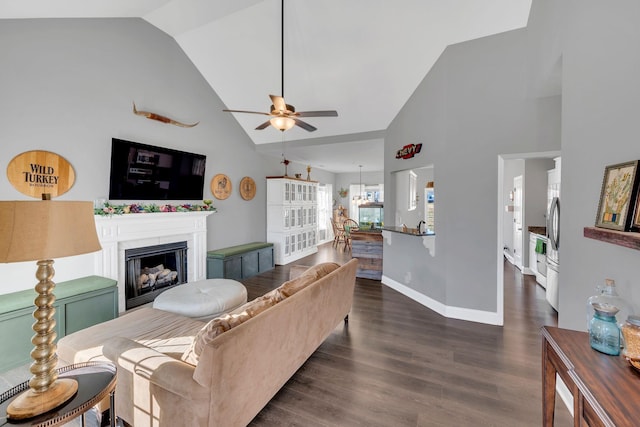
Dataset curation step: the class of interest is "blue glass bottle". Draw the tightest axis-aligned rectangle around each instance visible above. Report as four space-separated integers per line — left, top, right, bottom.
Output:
589 303 620 356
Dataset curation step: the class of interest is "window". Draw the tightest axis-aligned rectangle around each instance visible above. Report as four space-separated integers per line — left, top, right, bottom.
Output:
408 171 417 211
317 184 332 243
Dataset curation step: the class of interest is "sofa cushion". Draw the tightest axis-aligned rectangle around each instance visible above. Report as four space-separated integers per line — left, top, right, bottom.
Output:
181 262 340 365
300 262 341 280
181 293 280 365
207 242 273 259
279 262 340 297
58 307 205 364
278 274 317 298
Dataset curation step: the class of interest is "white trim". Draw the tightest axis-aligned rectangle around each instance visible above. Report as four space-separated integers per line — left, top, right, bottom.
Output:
497 156 505 326
503 249 514 264
381 275 501 325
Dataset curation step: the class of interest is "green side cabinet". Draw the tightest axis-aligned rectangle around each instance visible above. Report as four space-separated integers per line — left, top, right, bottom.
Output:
0 276 118 373
207 242 274 280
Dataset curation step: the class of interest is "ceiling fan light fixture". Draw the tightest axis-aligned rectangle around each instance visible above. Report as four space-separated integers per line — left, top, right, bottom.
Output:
270 116 295 131
271 104 295 115
222 0 337 132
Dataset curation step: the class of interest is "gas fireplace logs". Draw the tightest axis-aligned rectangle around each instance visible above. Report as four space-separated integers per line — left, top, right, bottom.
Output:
137 264 178 291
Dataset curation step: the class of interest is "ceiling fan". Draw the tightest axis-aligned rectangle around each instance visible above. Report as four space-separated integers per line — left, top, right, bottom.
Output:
222 0 338 132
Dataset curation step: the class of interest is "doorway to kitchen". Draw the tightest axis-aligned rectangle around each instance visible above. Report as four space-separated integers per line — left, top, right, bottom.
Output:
497 151 560 324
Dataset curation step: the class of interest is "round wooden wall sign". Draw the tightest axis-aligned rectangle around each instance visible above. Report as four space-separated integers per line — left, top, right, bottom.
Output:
239 176 256 201
211 173 232 200
6 150 76 199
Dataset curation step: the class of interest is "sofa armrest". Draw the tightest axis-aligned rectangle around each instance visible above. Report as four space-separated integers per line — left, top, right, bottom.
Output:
103 336 209 400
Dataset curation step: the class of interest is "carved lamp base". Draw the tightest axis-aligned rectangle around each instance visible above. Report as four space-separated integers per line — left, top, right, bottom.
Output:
7 259 79 420
7 378 78 420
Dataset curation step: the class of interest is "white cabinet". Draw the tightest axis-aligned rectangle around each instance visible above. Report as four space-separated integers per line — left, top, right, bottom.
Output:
528 232 547 288
267 177 318 265
528 235 537 275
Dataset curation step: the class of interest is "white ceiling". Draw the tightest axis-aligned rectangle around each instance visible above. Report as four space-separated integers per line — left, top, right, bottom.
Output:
1 0 532 173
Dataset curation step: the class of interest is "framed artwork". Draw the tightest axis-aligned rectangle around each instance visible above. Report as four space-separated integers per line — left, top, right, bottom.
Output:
595 160 640 231
239 176 256 201
211 174 232 200
632 185 640 231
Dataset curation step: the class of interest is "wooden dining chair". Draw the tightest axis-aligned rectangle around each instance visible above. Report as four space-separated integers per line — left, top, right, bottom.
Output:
331 219 347 249
342 218 359 251
343 218 359 232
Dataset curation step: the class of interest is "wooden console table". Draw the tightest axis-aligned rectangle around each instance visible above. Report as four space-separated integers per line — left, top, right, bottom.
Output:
542 326 640 426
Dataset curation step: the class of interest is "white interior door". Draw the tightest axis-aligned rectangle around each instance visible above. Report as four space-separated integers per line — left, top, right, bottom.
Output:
513 175 523 270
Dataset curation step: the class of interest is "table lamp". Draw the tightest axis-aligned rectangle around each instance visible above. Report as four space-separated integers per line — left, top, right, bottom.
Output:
0 200 101 420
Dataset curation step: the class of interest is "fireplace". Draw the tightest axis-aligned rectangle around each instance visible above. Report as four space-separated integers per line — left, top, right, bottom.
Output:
125 241 188 309
94 211 213 313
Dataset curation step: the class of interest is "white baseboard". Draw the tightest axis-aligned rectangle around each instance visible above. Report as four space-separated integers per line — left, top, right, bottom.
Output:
381 275 501 325
503 250 514 264
536 274 547 288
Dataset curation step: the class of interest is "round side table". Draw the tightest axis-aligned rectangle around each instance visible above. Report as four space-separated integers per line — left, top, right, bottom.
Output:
0 361 117 427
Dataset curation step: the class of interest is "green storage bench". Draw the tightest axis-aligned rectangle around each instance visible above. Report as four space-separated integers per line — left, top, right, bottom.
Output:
207 242 274 280
0 275 118 372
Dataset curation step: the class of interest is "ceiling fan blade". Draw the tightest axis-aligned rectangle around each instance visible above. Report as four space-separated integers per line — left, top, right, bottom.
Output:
296 110 338 117
269 94 287 112
293 118 317 132
223 109 271 116
255 120 272 130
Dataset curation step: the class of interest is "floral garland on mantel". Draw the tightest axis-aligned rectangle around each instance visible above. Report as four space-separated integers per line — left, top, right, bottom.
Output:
94 200 216 216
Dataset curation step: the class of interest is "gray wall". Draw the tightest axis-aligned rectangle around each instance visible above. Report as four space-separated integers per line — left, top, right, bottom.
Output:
386 0 640 330
0 18 334 293
554 0 640 330
385 27 562 315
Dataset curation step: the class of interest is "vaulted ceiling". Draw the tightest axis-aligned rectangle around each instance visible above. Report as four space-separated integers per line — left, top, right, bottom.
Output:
2 0 532 172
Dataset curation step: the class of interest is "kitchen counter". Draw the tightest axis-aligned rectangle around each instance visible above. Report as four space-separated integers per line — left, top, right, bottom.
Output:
528 226 546 236
382 227 435 257
383 226 435 236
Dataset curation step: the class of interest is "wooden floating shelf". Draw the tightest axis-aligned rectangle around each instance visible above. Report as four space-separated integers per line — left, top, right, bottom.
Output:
583 226 640 251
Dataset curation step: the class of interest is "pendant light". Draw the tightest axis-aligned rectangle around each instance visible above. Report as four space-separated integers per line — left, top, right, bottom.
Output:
354 165 364 206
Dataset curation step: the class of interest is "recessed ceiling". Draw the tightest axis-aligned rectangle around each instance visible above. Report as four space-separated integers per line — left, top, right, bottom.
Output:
1 0 532 173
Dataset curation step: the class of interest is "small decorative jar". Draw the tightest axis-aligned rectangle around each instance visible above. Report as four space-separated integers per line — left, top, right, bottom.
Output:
589 302 620 356
586 279 633 332
621 315 640 370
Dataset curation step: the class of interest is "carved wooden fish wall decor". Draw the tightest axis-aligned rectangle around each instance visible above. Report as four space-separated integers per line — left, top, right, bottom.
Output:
132 102 199 128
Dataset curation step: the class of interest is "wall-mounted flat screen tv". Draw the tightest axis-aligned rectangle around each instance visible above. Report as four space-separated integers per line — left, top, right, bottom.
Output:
108 138 206 200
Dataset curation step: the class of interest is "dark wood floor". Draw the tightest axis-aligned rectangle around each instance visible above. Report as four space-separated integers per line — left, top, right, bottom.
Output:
242 242 574 427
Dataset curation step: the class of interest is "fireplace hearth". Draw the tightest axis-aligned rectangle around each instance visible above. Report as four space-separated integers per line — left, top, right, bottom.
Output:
125 241 188 309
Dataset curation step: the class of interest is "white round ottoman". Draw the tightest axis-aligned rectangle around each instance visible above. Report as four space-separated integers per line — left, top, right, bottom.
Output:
153 279 247 320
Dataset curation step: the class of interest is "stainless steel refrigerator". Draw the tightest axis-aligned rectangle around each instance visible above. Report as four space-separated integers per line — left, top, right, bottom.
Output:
546 159 561 311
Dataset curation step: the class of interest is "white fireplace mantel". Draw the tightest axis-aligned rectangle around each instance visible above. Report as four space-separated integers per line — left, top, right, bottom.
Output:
93 211 214 312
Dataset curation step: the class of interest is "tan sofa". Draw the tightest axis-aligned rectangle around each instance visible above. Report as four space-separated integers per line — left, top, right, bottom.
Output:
57 259 358 427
